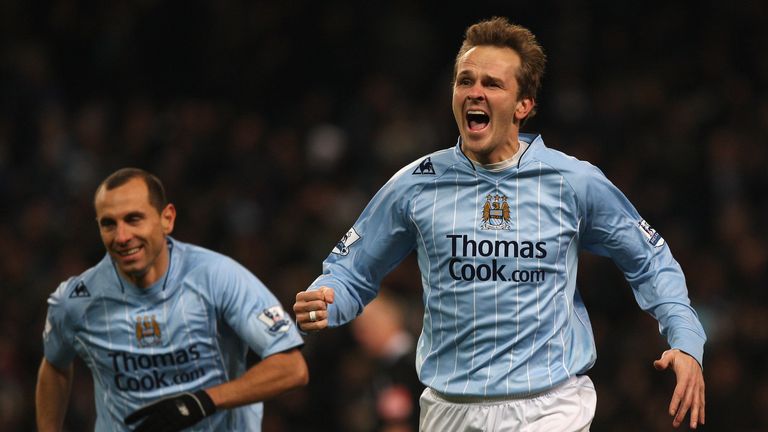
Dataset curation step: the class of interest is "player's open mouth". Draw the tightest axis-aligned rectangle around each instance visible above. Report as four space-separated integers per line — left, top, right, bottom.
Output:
466 110 490 131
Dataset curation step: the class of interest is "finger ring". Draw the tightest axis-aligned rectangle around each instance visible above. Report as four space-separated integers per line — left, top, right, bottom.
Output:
309 310 318 322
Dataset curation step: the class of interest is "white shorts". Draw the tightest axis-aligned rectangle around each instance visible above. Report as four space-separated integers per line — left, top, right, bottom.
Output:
419 375 596 432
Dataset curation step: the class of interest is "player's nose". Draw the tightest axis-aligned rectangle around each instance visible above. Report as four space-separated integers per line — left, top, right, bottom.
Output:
114 222 132 243
466 82 485 101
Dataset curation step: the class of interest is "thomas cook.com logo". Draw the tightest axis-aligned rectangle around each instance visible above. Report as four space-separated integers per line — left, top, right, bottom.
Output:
105 315 206 392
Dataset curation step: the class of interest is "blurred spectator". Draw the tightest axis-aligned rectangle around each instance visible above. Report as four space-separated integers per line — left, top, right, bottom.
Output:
344 290 422 432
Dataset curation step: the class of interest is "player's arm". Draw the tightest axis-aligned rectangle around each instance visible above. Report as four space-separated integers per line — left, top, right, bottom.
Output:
35 358 73 432
38 280 78 432
296 172 416 330
578 165 706 429
206 347 308 408
124 350 308 432
205 259 308 406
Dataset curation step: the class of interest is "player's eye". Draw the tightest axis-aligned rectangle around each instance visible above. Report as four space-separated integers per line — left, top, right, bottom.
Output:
124 212 145 224
99 219 116 229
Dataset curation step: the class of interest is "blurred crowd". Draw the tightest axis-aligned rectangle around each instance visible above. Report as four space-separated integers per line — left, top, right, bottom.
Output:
1 1 767 431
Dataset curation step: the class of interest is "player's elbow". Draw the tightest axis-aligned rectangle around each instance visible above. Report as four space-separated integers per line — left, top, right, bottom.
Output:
290 352 309 388
274 348 309 391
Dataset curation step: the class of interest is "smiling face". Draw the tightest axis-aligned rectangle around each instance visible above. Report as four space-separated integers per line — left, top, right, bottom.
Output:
94 177 175 288
452 45 534 164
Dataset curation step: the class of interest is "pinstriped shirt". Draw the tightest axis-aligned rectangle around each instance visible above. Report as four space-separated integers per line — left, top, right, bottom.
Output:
43 238 303 431
310 133 706 397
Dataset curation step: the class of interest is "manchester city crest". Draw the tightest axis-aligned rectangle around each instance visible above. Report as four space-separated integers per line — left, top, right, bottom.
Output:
135 315 162 347
481 194 512 230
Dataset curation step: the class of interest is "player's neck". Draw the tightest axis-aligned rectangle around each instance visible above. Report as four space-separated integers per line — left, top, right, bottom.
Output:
469 139 527 171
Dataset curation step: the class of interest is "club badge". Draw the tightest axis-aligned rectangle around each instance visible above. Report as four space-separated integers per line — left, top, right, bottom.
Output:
481 194 512 230
135 315 162 347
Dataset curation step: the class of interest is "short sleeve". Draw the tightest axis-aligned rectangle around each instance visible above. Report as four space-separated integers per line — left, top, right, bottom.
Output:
42 281 78 369
211 258 304 358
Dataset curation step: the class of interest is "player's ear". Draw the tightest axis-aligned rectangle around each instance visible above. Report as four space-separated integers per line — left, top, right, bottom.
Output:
160 204 176 235
514 97 534 122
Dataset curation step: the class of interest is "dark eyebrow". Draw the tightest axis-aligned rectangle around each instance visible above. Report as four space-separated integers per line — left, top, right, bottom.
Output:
482 75 504 86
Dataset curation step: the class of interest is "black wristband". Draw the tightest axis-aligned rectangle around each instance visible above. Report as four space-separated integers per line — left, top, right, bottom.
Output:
194 389 217 417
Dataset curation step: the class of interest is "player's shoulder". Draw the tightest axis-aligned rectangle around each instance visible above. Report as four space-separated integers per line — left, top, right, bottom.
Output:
172 238 250 278
171 239 268 303
48 255 113 310
524 135 598 172
523 134 607 187
390 146 464 187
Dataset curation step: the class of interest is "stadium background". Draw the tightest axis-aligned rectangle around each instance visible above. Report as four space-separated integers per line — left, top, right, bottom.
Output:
1 1 766 430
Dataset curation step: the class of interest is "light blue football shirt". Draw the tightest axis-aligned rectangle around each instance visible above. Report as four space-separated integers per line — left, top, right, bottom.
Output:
43 237 304 431
309 133 706 397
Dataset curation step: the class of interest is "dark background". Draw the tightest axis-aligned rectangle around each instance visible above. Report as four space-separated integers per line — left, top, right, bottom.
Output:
1 1 766 430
